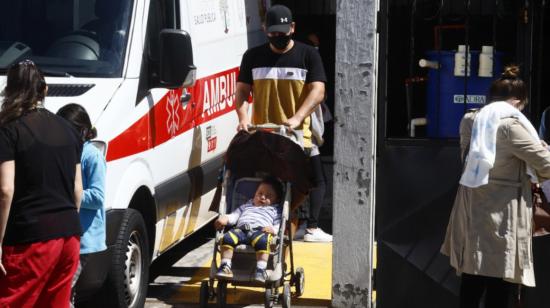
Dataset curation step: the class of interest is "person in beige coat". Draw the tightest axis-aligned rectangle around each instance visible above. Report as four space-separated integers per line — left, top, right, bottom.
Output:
441 65 550 308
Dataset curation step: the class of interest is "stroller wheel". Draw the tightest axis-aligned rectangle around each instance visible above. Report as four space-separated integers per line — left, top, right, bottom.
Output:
281 282 292 308
294 267 305 297
217 281 227 307
199 280 209 307
264 288 274 308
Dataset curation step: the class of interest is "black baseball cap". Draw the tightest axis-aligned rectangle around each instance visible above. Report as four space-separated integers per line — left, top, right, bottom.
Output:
265 5 293 33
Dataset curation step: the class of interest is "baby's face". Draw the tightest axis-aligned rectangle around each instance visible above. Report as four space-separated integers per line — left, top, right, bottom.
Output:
253 183 279 206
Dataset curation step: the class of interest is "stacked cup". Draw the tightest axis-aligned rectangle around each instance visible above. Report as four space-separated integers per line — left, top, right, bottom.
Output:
478 45 494 77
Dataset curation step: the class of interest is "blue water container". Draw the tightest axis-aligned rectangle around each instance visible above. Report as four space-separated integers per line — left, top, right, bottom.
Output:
425 50 502 138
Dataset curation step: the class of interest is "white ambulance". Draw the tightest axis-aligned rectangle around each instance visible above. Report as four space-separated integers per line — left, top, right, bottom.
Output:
0 0 269 306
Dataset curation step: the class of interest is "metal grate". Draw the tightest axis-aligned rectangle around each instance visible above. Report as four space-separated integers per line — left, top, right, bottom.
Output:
47 84 95 97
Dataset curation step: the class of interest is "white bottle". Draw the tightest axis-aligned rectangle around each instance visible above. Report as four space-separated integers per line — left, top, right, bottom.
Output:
454 45 471 77
478 45 494 77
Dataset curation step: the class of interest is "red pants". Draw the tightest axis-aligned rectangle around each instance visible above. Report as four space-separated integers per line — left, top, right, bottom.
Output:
0 236 80 308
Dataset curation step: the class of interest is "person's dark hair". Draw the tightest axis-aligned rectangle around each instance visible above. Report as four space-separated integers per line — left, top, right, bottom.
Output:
260 176 284 202
56 103 97 142
0 60 47 125
488 65 527 107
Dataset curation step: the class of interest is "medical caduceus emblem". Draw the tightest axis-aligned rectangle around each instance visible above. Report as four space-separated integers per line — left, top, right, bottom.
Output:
166 90 181 137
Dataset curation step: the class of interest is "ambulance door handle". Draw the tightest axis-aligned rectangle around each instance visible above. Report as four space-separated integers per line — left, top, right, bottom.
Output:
180 92 191 107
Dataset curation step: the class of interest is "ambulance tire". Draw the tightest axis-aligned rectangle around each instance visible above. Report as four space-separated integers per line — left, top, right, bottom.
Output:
104 209 150 308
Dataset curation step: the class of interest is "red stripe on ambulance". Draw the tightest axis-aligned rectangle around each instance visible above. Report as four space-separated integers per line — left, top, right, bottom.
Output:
106 67 240 162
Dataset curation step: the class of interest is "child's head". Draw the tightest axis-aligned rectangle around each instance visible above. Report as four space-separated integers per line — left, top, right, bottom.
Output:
56 103 96 142
253 176 283 206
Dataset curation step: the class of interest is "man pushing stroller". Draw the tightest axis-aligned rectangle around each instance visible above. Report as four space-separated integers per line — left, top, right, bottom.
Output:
214 176 283 283
235 5 331 242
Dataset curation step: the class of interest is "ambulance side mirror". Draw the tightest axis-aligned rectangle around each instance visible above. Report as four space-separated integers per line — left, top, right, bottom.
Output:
159 29 197 89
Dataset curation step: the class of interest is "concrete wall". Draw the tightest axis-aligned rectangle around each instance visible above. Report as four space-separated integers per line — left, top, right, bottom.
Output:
332 0 378 307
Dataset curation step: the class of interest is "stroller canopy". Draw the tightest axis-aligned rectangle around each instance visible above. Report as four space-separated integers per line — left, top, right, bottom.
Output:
225 130 312 194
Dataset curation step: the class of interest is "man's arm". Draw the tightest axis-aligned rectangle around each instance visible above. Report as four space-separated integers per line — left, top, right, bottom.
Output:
235 82 252 131
284 81 325 129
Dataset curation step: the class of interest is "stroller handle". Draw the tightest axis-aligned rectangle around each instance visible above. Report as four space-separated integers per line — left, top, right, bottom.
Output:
247 124 303 147
247 123 287 132
247 123 296 136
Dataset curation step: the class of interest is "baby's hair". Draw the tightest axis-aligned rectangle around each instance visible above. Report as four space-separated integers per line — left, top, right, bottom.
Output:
260 176 284 202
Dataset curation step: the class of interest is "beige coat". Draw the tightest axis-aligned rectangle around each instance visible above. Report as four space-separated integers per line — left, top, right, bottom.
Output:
441 111 550 286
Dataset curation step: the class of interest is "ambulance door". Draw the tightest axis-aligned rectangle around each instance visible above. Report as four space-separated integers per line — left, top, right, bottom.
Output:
136 0 196 254
178 0 269 234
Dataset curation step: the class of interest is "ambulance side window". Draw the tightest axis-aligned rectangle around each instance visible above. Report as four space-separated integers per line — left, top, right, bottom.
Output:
137 0 177 102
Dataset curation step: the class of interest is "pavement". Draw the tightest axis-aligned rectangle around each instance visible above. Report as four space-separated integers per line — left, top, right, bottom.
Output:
145 228 332 308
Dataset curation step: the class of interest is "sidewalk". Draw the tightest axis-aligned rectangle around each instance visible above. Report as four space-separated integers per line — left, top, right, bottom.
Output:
146 240 332 307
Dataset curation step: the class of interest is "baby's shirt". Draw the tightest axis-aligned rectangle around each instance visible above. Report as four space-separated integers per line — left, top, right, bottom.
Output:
226 200 282 231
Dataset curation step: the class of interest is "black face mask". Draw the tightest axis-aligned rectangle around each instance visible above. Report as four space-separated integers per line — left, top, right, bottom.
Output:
269 35 291 50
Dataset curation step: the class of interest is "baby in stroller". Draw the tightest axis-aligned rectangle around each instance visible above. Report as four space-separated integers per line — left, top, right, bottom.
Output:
214 176 283 283
201 126 308 307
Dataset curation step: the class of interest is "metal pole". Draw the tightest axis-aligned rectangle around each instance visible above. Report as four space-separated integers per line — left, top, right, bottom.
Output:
463 0 471 115
492 0 498 79
333 0 378 306
407 0 417 134
535 0 546 124
436 0 443 136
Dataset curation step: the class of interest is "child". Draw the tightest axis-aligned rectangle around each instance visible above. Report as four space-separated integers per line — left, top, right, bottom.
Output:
214 176 283 283
57 104 107 307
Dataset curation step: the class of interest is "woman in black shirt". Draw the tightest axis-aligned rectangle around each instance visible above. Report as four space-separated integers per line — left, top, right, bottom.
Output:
0 60 83 308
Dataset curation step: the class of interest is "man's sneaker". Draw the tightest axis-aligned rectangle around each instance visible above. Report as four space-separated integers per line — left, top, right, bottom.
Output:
303 228 333 242
254 268 268 283
216 263 233 280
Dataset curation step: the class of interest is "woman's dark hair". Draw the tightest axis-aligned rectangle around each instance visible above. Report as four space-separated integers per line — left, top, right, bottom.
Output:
56 103 97 142
0 60 47 125
488 65 527 106
260 176 284 202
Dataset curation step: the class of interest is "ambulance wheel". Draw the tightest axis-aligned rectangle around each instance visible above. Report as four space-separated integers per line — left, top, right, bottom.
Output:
104 209 150 308
200 280 210 308
294 267 305 297
264 288 274 308
217 281 227 307
281 282 292 308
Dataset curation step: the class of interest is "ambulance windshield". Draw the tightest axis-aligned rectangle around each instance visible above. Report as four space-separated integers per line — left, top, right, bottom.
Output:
0 0 133 77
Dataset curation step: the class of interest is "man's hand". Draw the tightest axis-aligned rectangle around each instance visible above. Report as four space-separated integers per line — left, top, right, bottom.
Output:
235 82 252 132
214 216 229 230
283 116 302 129
0 246 5 275
237 119 250 132
262 226 275 234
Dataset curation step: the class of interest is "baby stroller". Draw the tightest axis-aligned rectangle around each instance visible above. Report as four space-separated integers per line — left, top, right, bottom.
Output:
200 124 312 308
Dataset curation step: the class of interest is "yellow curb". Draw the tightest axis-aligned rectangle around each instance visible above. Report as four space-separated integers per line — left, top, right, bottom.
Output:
169 241 332 306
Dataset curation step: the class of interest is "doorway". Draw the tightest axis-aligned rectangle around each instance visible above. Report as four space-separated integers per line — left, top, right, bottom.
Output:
376 1 545 307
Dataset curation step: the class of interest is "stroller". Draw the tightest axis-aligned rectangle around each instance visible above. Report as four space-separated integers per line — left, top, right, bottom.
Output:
199 124 312 308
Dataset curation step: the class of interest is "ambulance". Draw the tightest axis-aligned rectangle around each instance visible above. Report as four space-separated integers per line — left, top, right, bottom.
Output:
0 0 269 306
